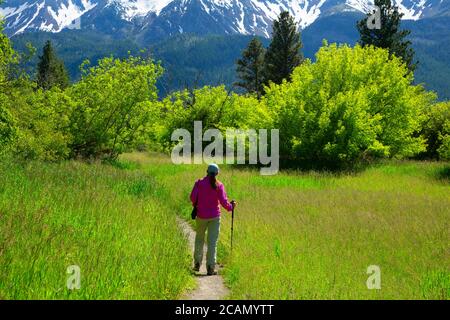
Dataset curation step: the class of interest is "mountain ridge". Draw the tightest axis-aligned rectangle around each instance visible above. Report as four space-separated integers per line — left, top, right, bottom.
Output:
1 0 448 38
10 11 450 100
3 1 449 99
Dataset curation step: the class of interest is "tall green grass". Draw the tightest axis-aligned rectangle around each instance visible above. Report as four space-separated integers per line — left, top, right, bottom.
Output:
1 153 448 299
131 153 449 300
0 159 193 299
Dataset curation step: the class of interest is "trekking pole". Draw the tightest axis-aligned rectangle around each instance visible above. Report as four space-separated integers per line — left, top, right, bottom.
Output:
230 166 235 257
231 201 235 256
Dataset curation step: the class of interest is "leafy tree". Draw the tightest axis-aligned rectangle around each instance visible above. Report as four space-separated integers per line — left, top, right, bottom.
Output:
0 14 18 154
264 44 435 169
235 37 266 98
264 11 304 85
420 101 450 160
69 56 163 159
357 0 417 72
0 24 14 84
37 40 69 90
0 100 16 154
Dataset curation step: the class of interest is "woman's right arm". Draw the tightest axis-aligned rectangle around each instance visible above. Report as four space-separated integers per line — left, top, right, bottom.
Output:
218 184 234 212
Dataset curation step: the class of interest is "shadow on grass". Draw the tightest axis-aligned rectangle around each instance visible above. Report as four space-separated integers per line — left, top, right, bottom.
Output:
435 165 450 182
226 157 379 176
105 158 140 170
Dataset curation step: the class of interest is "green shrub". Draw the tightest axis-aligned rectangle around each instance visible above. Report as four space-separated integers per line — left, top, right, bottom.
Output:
0 98 16 154
151 85 272 152
6 83 74 161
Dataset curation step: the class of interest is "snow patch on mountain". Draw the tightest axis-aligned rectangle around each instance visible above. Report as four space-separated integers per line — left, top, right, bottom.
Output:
47 0 97 32
0 2 31 20
107 0 173 19
16 2 45 34
346 0 432 20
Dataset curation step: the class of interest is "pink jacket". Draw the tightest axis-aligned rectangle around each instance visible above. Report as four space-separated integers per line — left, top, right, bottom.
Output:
190 176 234 219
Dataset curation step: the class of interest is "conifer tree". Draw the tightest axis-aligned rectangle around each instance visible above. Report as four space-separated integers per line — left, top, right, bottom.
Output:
235 37 266 98
357 0 417 72
264 11 304 85
37 40 69 90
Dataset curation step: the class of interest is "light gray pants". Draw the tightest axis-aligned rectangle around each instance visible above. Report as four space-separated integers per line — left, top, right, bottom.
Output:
194 217 221 268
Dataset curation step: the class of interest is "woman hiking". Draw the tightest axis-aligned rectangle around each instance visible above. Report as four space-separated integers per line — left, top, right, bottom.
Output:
190 163 236 276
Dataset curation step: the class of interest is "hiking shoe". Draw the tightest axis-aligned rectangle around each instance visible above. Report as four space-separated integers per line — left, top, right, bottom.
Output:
207 266 217 276
193 262 200 272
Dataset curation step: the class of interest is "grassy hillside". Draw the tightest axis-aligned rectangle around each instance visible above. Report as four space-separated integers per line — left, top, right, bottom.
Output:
11 30 140 82
405 17 450 100
11 14 450 99
147 34 268 96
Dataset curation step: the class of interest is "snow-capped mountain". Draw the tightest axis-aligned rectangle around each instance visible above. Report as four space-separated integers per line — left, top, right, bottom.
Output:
0 0 448 37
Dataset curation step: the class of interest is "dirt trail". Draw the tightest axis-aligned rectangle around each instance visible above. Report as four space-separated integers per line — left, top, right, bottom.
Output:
177 217 230 300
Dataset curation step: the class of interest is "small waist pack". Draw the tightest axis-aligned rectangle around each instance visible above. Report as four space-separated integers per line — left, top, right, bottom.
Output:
191 205 197 220
191 181 198 220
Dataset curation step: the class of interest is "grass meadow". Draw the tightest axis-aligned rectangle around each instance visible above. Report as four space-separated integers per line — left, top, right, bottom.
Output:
0 152 449 299
0 159 193 299
124 152 450 300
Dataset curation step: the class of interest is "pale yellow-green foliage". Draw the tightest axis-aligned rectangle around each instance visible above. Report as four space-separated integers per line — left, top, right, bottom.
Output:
263 44 436 166
148 86 273 152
